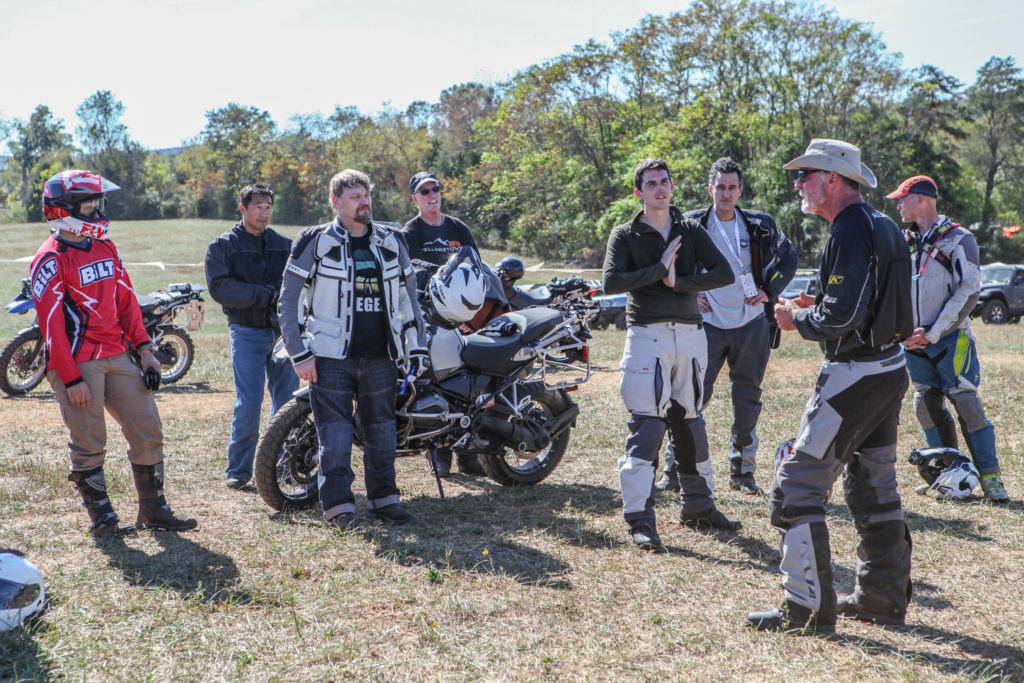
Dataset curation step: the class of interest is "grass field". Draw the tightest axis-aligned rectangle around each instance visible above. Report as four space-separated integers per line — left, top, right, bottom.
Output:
1 220 1022 681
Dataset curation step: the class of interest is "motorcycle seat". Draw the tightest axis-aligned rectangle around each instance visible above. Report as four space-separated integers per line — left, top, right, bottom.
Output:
136 294 161 312
461 308 564 373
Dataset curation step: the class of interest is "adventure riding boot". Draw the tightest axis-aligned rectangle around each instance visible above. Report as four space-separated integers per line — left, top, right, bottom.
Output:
131 463 198 531
761 521 836 631
838 520 911 625
69 467 134 536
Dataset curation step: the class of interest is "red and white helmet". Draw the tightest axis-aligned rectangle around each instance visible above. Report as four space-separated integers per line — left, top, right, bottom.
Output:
43 170 120 240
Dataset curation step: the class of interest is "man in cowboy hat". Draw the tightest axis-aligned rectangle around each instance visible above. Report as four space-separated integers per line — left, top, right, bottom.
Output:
888 175 1008 503
746 139 914 634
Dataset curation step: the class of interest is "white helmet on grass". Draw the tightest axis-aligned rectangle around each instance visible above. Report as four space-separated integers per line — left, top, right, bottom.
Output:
0 551 46 631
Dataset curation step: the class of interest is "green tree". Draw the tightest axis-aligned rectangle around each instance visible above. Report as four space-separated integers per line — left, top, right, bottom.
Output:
74 90 149 218
4 105 73 221
965 56 1024 237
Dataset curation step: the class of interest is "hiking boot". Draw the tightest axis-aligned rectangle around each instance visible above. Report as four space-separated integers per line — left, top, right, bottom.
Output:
629 522 666 553
981 474 1009 503
131 463 198 531
836 592 906 626
327 512 358 531
729 473 762 495
745 602 835 635
456 452 486 477
368 504 414 525
680 507 741 532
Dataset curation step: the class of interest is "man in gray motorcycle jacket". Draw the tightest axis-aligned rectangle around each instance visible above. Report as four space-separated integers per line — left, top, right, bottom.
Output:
277 169 427 530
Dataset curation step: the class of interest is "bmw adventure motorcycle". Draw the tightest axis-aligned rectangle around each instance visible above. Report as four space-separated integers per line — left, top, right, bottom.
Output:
253 257 593 511
1 280 206 396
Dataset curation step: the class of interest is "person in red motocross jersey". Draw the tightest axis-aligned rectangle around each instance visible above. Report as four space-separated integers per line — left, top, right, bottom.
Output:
31 170 197 535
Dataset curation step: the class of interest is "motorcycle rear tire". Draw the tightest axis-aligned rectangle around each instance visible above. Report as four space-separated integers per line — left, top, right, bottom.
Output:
155 327 194 384
0 328 46 396
254 398 320 511
478 387 573 486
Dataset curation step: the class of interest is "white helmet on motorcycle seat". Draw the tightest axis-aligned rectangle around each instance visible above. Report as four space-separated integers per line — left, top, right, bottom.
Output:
43 170 120 240
428 255 487 324
908 447 979 500
0 551 46 631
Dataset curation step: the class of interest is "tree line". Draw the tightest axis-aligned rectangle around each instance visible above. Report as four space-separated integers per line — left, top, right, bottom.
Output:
3 0 1024 266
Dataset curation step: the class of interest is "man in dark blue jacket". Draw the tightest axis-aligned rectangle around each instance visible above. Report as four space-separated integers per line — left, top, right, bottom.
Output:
205 184 298 489
657 157 798 496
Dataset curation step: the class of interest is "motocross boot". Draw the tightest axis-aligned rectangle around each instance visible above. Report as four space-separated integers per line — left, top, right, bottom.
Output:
132 463 198 531
69 467 134 536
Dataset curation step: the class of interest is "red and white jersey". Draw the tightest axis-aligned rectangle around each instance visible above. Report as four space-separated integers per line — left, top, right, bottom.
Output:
30 234 150 386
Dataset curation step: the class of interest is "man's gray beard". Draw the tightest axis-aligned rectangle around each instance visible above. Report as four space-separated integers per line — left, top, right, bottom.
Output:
356 210 372 225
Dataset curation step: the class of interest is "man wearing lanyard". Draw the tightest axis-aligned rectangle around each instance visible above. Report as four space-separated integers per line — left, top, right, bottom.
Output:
656 157 797 495
888 175 1009 502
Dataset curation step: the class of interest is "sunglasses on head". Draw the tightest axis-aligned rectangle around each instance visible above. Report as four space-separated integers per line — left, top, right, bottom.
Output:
418 185 442 196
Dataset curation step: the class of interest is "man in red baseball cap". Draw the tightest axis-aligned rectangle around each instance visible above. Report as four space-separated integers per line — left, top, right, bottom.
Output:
888 174 1009 503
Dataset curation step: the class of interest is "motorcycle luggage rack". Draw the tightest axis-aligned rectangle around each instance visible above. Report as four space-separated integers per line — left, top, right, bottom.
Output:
522 319 592 389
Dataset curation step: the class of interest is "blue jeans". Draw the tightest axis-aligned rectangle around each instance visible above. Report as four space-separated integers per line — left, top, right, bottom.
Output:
225 324 299 481
308 356 400 520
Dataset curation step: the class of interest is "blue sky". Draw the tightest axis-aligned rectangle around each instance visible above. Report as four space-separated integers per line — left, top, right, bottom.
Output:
1 0 1020 150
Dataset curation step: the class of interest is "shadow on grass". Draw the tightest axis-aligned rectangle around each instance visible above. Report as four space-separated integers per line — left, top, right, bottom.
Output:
823 503 996 542
0 619 55 681
155 381 224 395
93 530 258 605
363 481 633 588
0 390 54 402
829 622 1024 682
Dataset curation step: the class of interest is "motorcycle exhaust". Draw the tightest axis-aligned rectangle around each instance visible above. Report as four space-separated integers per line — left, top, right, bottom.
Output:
474 402 579 452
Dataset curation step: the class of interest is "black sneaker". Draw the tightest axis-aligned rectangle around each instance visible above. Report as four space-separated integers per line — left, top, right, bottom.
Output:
225 478 248 490
729 473 761 495
629 522 666 553
368 504 414 525
680 507 741 532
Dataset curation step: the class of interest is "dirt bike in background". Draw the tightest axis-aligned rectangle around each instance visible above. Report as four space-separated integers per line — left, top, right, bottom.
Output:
1 280 206 396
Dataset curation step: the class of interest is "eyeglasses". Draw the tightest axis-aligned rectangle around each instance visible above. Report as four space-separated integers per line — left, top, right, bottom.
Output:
417 186 442 196
795 169 824 183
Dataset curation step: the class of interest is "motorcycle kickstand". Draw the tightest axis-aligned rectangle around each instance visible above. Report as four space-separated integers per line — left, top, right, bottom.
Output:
427 446 446 502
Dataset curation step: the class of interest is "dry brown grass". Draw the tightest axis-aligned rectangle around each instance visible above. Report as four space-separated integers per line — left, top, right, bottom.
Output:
2 226 1023 680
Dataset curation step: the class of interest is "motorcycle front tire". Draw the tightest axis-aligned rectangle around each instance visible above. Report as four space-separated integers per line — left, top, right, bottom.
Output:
0 328 46 396
254 398 320 512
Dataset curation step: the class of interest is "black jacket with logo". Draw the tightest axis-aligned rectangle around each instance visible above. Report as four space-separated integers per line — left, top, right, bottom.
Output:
793 202 912 361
